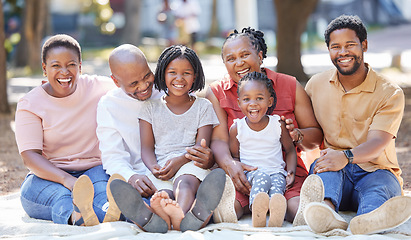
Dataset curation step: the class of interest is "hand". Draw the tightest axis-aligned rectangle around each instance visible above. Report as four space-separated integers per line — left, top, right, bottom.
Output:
151 164 162 179
64 175 78 191
285 171 295 190
128 174 157 198
313 148 348 174
280 116 298 142
224 160 257 195
158 156 186 181
185 139 214 169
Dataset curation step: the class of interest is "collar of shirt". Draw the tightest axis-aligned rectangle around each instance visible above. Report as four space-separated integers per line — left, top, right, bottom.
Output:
329 63 376 94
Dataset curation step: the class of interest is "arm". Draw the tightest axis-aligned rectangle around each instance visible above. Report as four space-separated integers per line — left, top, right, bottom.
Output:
158 125 213 180
282 82 323 151
96 102 139 181
21 150 77 191
228 122 240 160
205 87 256 195
279 121 297 189
139 119 162 177
97 103 157 196
313 130 393 174
15 108 77 190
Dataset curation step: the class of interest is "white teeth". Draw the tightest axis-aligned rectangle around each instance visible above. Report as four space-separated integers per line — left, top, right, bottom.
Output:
339 59 351 63
58 78 71 82
237 69 249 75
174 84 184 88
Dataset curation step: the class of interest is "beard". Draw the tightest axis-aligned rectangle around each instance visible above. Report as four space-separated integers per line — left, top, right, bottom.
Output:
332 55 362 76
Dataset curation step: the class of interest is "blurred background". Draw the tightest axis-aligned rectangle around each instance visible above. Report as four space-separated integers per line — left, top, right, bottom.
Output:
1 0 411 111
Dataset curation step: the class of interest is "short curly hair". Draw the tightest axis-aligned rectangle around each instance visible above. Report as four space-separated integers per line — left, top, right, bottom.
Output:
324 15 367 47
41 34 81 63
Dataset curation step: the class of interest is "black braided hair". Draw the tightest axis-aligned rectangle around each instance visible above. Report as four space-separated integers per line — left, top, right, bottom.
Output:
154 45 205 94
42 34 81 63
237 71 277 115
222 27 268 59
324 15 367 47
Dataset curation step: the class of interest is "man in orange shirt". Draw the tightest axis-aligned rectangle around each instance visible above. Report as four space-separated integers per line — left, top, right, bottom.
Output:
302 15 411 235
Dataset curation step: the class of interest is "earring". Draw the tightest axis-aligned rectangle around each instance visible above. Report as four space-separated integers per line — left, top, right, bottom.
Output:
43 72 47 77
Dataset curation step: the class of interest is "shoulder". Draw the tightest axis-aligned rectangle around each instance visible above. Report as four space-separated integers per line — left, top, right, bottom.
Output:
308 69 334 85
306 69 335 92
17 86 47 111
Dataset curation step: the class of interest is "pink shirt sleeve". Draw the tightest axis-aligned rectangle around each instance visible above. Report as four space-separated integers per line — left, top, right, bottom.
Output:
15 106 44 153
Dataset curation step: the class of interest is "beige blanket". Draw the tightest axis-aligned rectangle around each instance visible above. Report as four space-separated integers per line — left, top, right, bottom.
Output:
1 192 410 239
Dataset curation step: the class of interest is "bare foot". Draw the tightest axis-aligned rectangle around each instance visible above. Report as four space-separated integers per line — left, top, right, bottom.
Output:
150 191 171 229
160 198 184 231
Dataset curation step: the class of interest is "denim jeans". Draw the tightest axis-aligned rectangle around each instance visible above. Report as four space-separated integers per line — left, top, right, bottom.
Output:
20 165 110 224
309 160 401 215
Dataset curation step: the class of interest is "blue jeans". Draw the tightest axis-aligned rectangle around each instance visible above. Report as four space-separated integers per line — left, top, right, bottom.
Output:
309 160 401 215
20 165 110 224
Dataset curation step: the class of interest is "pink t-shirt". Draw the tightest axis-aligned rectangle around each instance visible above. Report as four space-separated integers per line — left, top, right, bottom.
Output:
15 74 115 171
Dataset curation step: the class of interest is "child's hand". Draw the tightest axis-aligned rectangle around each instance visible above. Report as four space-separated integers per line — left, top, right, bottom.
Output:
158 157 184 180
285 170 295 189
151 164 162 179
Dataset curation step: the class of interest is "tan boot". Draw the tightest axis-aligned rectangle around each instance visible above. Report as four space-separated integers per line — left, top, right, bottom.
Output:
350 196 411 235
103 173 126 223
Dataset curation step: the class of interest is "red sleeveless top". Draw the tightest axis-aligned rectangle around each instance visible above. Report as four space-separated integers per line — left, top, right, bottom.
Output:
210 68 308 177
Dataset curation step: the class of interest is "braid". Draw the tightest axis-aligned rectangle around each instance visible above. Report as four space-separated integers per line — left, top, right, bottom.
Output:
222 27 268 59
237 71 277 115
154 45 205 94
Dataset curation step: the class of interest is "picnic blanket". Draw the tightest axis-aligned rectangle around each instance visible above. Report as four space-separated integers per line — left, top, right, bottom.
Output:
1 192 411 239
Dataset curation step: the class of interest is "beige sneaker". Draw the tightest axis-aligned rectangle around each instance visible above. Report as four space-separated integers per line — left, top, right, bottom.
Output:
293 174 325 226
268 193 286 227
212 174 238 223
350 196 411 235
252 192 269 227
304 202 348 233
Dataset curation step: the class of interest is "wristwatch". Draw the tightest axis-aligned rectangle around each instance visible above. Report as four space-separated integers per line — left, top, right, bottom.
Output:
343 149 354 164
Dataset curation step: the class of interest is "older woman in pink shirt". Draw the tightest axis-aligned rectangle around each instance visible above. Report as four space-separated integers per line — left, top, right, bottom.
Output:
15 34 118 226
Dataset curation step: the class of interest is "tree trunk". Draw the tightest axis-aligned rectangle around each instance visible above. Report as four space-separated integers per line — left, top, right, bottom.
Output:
208 0 219 38
273 0 319 83
0 1 11 113
122 0 142 45
14 0 47 72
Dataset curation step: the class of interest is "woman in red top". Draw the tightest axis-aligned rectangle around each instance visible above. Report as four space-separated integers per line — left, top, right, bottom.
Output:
206 27 323 224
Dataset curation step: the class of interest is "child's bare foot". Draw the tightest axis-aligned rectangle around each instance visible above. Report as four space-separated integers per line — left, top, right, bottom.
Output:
151 191 171 229
160 199 184 231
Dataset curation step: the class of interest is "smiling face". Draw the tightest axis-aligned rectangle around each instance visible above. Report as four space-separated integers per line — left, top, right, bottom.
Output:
111 60 154 101
164 57 195 98
222 36 263 83
328 28 367 76
42 47 81 98
237 80 273 129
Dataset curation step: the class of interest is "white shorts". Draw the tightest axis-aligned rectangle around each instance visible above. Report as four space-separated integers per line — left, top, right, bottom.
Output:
147 161 210 191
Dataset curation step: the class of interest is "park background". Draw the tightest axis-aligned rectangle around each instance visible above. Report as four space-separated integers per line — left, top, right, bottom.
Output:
1 0 411 196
